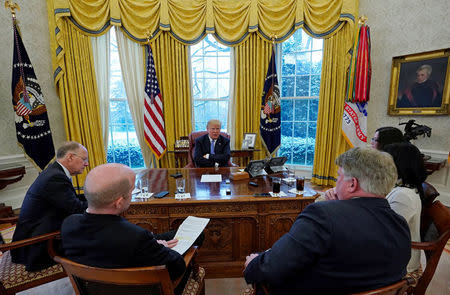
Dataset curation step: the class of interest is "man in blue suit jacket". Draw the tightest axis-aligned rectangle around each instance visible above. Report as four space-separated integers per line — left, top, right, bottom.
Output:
62 163 188 295
194 119 231 167
11 141 88 271
244 147 411 295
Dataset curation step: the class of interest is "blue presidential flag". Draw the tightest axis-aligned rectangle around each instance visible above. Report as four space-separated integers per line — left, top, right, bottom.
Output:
11 22 55 170
260 50 281 155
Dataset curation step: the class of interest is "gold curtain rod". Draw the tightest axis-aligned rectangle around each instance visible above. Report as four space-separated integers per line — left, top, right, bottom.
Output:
5 0 20 19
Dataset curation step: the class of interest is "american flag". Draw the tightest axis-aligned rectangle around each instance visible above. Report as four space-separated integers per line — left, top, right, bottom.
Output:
144 45 167 159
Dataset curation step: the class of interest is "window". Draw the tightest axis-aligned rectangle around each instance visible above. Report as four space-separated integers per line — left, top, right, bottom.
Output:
107 27 145 168
191 35 231 131
279 30 323 166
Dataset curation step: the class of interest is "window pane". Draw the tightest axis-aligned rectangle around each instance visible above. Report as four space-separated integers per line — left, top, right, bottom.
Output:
309 99 319 121
191 35 230 131
295 76 309 97
311 75 321 97
217 79 229 98
280 29 322 166
295 52 310 75
281 99 293 121
110 100 127 124
203 79 217 98
311 51 322 75
281 77 295 97
294 100 308 121
282 54 295 76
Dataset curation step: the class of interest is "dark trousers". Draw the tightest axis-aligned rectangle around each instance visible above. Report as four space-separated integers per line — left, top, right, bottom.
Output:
155 230 205 295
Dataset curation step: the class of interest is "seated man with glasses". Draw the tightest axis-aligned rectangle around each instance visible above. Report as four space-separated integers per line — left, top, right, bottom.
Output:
12 141 89 271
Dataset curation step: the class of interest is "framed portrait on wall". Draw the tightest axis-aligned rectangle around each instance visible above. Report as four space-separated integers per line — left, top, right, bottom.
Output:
387 48 450 115
241 133 256 149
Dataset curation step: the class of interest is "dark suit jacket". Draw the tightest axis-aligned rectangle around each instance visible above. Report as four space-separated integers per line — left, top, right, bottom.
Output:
194 134 230 167
11 161 87 271
244 198 411 295
61 213 186 280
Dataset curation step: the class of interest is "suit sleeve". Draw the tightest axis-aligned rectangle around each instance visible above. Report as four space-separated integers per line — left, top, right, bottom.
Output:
135 230 186 280
194 137 214 167
210 137 231 166
44 174 87 215
244 203 332 285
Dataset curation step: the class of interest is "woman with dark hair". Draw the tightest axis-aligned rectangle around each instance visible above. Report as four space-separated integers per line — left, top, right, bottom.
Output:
384 142 427 275
371 127 405 151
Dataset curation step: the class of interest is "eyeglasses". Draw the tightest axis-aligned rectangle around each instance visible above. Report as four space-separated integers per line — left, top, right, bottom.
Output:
72 153 89 163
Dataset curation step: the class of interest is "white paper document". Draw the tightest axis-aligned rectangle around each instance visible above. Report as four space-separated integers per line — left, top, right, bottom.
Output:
200 174 222 182
172 216 210 255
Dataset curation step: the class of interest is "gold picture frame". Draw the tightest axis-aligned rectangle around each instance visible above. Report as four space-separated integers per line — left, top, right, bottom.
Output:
388 48 450 115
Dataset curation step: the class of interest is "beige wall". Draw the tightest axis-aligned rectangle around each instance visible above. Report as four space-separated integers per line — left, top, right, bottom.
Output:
0 0 66 155
0 0 449 208
0 1 65 208
360 0 450 204
360 0 450 152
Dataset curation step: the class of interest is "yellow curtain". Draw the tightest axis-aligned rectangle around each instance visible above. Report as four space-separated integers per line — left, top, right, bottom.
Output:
51 0 356 44
233 34 272 159
311 24 353 186
151 32 192 168
49 20 106 190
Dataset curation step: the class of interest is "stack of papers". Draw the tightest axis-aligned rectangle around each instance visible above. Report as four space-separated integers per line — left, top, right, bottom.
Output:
172 216 210 254
200 174 222 182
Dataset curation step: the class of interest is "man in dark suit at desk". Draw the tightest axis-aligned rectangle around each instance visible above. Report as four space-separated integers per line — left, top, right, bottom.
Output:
61 163 188 295
12 141 89 271
244 147 411 294
194 119 230 167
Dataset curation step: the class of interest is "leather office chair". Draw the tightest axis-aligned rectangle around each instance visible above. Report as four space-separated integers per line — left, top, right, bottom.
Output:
185 131 237 168
407 201 450 295
53 246 205 295
0 215 66 295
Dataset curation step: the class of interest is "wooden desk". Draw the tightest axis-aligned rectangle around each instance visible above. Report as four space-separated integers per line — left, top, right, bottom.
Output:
168 149 258 168
0 164 26 190
124 167 317 278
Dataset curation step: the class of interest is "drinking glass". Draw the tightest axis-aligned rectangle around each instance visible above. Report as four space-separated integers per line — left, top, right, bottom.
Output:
296 176 305 193
141 178 148 194
272 177 281 197
176 178 185 193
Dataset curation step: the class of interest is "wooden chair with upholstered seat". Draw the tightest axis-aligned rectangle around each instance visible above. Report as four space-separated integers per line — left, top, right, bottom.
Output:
0 214 66 295
244 278 414 295
185 131 237 168
407 200 450 295
53 245 205 295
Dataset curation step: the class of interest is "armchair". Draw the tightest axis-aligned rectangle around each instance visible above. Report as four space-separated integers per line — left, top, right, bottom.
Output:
185 131 237 168
0 214 65 295
53 245 205 295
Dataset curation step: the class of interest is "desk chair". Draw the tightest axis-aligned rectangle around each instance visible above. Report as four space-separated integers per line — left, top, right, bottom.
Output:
53 246 205 295
185 131 237 168
407 201 450 295
0 216 65 295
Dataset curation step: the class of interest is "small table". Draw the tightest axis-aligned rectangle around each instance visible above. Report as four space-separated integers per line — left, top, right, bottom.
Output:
168 149 258 168
0 164 26 190
423 157 447 175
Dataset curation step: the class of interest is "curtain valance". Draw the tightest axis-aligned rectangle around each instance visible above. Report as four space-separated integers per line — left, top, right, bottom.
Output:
50 0 356 45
